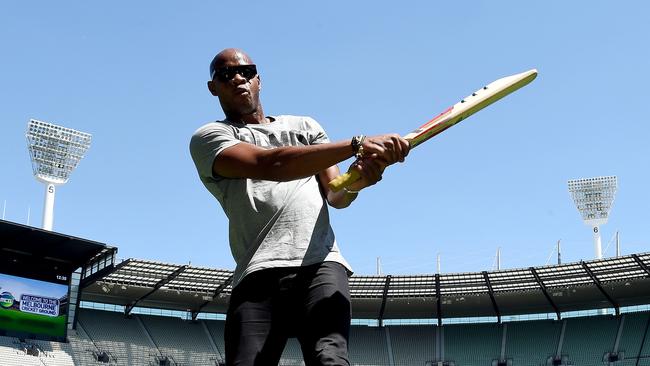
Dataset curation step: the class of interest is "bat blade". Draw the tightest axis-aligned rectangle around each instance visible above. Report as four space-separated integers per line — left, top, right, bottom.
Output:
328 69 538 192
406 69 538 148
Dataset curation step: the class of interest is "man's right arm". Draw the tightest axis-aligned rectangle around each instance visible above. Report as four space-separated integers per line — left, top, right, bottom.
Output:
213 135 409 182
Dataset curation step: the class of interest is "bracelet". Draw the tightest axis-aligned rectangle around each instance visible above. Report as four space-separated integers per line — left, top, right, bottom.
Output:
343 187 360 194
351 135 365 158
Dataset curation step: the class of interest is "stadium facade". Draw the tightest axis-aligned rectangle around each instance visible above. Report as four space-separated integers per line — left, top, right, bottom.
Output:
2 219 650 365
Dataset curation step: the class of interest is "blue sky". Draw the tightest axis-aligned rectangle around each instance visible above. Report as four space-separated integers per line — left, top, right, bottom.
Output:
1 1 648 275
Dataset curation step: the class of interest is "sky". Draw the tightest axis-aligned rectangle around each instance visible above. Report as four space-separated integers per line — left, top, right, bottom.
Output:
1 1 648 276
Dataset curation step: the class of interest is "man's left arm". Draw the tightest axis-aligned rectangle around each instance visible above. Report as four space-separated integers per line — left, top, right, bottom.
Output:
318 157 387 209
309 116 405 208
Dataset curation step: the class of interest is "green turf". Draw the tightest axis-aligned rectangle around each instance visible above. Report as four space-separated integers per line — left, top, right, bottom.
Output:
0 307 66 337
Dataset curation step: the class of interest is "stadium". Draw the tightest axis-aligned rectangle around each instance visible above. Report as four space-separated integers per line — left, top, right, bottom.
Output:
2 218 650 365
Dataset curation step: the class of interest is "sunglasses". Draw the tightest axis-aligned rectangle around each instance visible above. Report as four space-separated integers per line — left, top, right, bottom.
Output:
212 64 258 82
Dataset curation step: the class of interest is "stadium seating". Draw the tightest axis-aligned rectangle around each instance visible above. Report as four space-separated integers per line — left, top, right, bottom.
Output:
641 315 650 362
618 312 650 362
204 319 227 361
5 309 650 365
503 319 562 366
0 336 43 366
77 308 162 365
444 322 502 365
388 325 436 365
280 338 305 366
348 325 391 365
0 335 77 366
139 314 220 365
561 315 619 365
28 338 76 366
66 327 113 365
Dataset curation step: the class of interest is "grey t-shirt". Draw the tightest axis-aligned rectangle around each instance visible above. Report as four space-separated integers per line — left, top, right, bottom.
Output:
189 115 352 287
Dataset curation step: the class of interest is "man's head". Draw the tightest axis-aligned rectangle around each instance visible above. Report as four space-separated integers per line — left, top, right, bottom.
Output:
207 48 262 121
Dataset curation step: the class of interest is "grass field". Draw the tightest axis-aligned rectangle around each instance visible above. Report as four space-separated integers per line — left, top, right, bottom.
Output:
0 308 66 337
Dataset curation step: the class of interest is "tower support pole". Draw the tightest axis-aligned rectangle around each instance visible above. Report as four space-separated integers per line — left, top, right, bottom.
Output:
42 183 56 231
592 226 603 259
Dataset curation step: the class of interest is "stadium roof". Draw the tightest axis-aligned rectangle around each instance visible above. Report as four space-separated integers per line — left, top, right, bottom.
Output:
80 252 650 323
0 219 116 281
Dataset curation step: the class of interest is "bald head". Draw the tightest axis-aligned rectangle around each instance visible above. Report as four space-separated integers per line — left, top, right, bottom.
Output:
210 48 254 79
207 48 265 124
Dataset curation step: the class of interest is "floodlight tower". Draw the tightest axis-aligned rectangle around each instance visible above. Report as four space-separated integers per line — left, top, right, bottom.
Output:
567 176 617 259
26 119 92 231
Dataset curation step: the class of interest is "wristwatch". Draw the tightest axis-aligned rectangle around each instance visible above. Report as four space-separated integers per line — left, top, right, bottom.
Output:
351 135 365 158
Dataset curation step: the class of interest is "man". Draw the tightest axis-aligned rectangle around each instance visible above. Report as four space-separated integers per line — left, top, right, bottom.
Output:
190 48 409 366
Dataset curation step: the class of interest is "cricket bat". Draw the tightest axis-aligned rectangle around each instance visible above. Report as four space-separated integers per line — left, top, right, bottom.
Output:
328 69 538 191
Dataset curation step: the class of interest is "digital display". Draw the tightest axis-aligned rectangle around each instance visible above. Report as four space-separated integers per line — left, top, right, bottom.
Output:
0 272 68 340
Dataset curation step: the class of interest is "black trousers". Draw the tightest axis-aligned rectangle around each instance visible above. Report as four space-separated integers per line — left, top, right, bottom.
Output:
225 261 351 366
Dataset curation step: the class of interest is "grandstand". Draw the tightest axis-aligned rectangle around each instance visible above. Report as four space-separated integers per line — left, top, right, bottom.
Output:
2 220 650 365
4 309 650 365
503 319 562 365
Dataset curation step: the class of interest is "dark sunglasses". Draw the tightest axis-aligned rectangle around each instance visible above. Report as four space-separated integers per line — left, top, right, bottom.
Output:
212 64 258 82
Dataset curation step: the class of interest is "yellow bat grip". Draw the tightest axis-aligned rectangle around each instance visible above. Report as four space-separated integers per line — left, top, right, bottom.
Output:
328 169 361 192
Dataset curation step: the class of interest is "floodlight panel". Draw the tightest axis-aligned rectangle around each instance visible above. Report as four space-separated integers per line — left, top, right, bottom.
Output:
26 119 92 184
568 176 617 223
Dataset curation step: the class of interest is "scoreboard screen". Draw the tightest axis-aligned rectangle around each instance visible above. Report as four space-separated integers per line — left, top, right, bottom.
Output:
0 272 69 341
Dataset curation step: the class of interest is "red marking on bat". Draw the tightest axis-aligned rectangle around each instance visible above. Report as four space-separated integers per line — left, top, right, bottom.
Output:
413 106 454 135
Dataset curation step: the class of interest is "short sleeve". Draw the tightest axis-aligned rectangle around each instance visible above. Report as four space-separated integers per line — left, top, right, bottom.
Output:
189 122 241 179
304 117 330 145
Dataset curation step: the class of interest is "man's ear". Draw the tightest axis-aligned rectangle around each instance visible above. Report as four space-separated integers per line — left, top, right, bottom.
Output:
207 80 219 96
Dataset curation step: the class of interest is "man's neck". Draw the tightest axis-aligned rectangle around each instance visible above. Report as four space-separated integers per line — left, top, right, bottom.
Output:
225 109 268 125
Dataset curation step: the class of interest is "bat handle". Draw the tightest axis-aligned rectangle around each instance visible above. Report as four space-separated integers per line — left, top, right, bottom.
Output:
328 169 361 192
